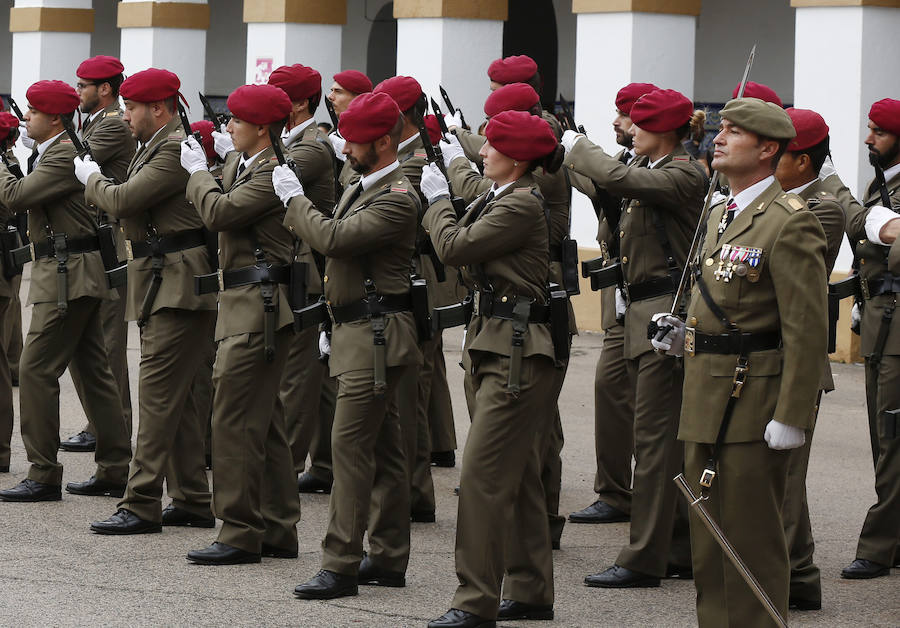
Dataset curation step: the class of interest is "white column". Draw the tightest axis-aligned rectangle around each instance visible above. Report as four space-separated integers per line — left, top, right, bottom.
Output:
571 10 697 249
395 17 503 123
118 0 208 115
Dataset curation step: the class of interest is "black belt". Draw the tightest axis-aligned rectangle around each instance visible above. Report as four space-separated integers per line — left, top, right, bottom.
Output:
476 291 549 323
194 263 291 295
861 274 900 300
32 235 99 259
625 275 675 302
329 293 412 324
127 228 207 259
687 329 781 355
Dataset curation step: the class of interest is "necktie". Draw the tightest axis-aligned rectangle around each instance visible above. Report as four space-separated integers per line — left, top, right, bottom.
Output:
26 149 38 174
718 199 737 238
619 151 631 165
237 162 246 177
341 183 363 213
472 191 495 221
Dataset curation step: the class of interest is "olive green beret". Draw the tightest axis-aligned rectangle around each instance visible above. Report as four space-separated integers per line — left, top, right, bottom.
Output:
720 97 796 139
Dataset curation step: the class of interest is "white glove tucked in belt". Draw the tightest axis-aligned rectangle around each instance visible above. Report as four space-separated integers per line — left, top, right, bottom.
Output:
318 331 331 357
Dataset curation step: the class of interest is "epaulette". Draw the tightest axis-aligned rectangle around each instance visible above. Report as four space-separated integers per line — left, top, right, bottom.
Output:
778 193 806 212
391 179 407 193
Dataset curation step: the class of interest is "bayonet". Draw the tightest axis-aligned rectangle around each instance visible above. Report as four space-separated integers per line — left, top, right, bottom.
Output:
438 84 468 130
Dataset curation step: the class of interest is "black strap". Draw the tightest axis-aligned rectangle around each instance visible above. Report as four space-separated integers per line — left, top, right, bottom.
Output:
870 296 896 367
625 275 675 302
222 263 291 289
476 291 549 323
328 293 412 323
862 274 900 299
127 228 207 259
648 206 682 291
31 235 100 259
469 190 495 292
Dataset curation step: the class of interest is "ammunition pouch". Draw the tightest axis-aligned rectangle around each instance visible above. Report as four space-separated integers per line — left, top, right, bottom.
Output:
97 223 126 289
0 227 23 280
583 260 623 292
52 233 70 317
411 276 432 342
552 237 580 296
548 286 570 362
432 294 474 331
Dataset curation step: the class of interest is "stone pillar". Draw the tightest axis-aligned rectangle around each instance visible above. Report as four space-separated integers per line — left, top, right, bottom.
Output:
117 0 209 115
242 0 345 123
394 0 507 124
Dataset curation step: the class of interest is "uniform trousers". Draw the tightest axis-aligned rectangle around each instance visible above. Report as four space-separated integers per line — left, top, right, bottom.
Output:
5 275 21 381
72 285 132 438
537 346 570 545
410 334 444 514
322 364 414 575
20 297 130 485
593 323 634 513
686 441 791 628
857 355 900 565
280 325 335 478
118 308 215 522
0 297 13 466
427 334 457 454
211 327 300 554
453 352 558 619
616 350 687 576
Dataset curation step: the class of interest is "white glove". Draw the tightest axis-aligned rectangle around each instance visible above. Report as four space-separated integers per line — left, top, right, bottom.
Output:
180 136 208 175
18 122 34 150
444 109 463 131
561 129 584 155
420 162 450 204
211 130 234 159
649 313 685 357
318 331 331 357
865 205 899 245
272 164 304 206
818 154 836 180
615 287 627 318
329 133 347 161
851 302 861 329
440 133 466 169
73 155 101 186
764 419 806 450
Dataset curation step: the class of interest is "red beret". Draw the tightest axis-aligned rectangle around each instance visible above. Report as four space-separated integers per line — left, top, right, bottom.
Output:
191 120 216 161
630 89 693 134
334 70 372 95
373 76 422 112
732 81 783 108
485 110 558 162
488 55 538 85
26 80 80 115
423 115 441 146
120 68 181 103
268 64 321 102
76 55 124 80
785 108 829 151
0 112 18 141
338 92 401 144
869 98 900 137
226 84 292 126
484 83 539 118
615 83 658 116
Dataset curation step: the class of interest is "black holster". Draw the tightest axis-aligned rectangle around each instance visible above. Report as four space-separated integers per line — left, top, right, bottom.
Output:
870 297 895 367
289 261 308 310
548 286 570 362
52 233 69 318
293 296 328 332
559 236 580 296
883 409 900 439
586 261 623 292
138 253 164 327
260 279 276 363
365 278 387 397
506 298 530 399
411 276 432 342
827 275 861 354
432 294 474 332
97 223 126 289
0 226 23 280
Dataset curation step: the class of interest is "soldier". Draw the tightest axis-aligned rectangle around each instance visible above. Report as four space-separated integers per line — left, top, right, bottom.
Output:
0 80 131 502
653 97 828 627
562 89 706 587
841 97 900 579
73 68 217 534
272 91 421 598
267 64 339 495
180 84 300 565
773 108 845 609
418 110 564 628
568 82 657 526
62 55 135 453
1 112 24 391
327 70 373 192
0 114 19 474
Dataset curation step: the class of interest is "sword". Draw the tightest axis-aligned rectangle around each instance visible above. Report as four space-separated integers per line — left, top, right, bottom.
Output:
674 474 788 628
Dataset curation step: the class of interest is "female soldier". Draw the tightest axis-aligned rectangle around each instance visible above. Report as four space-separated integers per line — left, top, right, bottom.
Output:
420 110 564 628
561 89 708 588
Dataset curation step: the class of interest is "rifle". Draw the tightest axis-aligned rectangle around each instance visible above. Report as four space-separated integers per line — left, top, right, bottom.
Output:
869 149 896 209
268 127 300 179
429 97 451 138
559 94 585 134
198 92 225 129
60 114 91 159
6 96 24 120
176 101 204 146
438 85 468 130
324 98 340 134
410 95 465 217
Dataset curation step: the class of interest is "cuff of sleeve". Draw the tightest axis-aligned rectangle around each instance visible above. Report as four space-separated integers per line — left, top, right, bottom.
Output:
428 193 451 206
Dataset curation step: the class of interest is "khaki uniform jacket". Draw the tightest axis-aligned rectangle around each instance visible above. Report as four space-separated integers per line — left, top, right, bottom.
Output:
284 163 422 377
82 104 135 185
423 174 555 365
0 150 20 299
85 116 216 320
338 155 358 190
0 134 114 306
285 122 336 296
564 139 706 358
187 146 294 341
679 181 828 443
845 169 900 356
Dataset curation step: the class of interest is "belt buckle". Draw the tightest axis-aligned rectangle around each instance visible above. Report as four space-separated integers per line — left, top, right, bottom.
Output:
125 239 134 262
684 326 696 357
472 290 480 316
860 277 870 300
217 268 224 292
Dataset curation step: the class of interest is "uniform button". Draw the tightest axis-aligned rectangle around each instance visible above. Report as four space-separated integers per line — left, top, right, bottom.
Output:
323 275 329 282
860 259 865 265
859 239 866 245
326 300 331 305
619 230 625 238
626 207 631 213
705 258 714 266
289 225 294 233
501 296 508 302
622 256 628 263
689 316 697 326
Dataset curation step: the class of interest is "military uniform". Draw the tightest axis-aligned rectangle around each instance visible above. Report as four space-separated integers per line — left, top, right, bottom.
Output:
0 149 20 470
0 134 130 488
85 116 217 523
70 103 135 440
276 119 337 482
844 163 900 571
680 178 827 627
564 137 705 578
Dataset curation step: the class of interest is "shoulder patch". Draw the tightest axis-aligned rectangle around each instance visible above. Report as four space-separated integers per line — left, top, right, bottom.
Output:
391 185 408 193
414 150 427 158
787 197 804 210
167 133 182 140
673 156 690 161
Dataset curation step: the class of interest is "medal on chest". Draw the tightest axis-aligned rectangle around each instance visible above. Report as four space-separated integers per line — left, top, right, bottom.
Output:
714 245 762 282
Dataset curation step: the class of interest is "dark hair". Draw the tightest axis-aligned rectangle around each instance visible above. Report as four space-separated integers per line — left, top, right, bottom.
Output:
525 70 543 99
60 111 75 125
527 143 565 174
318 121 333 133
99 74 124 98
527 103 543 117
388 114 405 149
764 136 790 170
307 90 321 116
788 135 830 174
